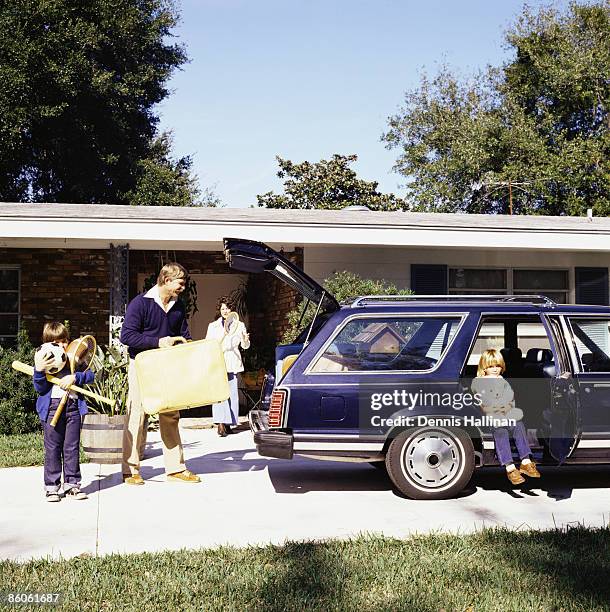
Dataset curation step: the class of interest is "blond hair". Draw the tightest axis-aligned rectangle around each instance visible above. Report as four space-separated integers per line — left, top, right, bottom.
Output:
42 321 69 344
157 262 187 285
477 348 505 377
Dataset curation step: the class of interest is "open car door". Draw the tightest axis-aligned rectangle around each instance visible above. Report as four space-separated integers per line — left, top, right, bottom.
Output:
223 238 340 314
542 315 580 463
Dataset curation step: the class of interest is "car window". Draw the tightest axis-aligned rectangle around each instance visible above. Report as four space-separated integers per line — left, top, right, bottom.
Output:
517 322 552 355
310 316 461 373
568 317 610 372
467 319 550 366
467 322 505 366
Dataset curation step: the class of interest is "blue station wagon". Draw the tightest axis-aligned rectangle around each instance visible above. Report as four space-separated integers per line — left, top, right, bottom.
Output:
225 238 610 500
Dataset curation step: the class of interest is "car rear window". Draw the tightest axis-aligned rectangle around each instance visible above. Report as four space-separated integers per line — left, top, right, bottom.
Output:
309 315 462 373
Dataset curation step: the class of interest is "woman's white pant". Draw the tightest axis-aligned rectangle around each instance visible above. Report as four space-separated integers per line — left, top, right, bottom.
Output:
212 373 239 425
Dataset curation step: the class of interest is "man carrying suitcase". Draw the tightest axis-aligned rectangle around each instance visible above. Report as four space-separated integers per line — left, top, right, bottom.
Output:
120 262 200 485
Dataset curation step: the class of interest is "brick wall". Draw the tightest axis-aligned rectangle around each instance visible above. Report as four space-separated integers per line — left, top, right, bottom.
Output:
1 246 304 350
0 248 110 345
247 248 304 352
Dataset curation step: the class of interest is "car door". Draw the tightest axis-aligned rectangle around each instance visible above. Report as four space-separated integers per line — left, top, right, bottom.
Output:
541 314 580 462
563 315 610 453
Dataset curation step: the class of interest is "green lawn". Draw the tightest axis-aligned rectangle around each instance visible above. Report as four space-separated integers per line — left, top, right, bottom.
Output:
1 528 610 611
0 432 88 468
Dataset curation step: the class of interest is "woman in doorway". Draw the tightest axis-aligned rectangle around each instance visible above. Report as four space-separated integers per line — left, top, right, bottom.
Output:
206 296 250 436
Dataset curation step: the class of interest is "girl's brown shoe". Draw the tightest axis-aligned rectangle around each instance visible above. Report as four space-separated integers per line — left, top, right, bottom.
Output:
519 462 541 478
507 469 525 485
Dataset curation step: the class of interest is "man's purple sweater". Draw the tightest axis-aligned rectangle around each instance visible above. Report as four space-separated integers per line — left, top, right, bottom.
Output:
120 293 192 359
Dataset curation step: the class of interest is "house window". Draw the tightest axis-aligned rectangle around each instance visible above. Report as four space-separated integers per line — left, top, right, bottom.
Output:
449 267 568 303
513 269 568 304
449 268 507 295
0 267 20 347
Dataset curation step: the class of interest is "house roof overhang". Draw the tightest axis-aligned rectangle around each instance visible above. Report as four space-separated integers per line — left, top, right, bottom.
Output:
1 203 610 252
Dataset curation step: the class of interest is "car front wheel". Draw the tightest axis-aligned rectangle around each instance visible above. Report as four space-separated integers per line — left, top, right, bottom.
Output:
386 427 474 500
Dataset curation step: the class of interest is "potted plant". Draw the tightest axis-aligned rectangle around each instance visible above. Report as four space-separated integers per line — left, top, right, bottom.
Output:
81 344 130 464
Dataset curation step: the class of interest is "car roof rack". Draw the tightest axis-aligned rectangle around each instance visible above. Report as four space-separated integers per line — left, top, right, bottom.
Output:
349 294 557 308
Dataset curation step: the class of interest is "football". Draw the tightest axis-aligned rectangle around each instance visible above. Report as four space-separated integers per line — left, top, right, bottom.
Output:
36 342 68 374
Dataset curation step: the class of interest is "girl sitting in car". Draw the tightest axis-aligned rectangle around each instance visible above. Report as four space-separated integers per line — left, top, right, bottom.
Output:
471 349 541 486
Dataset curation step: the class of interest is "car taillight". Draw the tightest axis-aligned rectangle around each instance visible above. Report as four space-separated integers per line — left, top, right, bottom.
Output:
268 389 287 428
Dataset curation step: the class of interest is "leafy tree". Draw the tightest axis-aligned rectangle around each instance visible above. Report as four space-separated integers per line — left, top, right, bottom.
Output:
257 154 407 210
282 271 412 344
383 2 610 215
125 133 219 207
0 0 209 206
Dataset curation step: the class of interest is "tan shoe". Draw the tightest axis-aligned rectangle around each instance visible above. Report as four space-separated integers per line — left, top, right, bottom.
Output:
506 468 525 485
519 462 541 478
167 469 201 483
123 474 145 486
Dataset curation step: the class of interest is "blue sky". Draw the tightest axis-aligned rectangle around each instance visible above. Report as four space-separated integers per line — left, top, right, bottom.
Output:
158 0 569 208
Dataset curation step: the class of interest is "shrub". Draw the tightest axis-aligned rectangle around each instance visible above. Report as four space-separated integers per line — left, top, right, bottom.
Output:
281 271 412 344
0 329 39 434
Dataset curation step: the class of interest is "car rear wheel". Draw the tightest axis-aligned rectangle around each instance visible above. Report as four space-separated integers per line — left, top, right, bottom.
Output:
386 427 474 500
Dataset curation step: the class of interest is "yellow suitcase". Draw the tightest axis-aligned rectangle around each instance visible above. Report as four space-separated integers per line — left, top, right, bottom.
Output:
134 339 230 415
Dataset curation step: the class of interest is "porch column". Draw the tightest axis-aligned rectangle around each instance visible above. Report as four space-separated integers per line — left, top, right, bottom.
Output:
109 243 129 347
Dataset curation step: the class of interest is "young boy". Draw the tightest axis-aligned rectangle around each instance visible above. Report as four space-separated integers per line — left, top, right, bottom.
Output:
33 322 94 502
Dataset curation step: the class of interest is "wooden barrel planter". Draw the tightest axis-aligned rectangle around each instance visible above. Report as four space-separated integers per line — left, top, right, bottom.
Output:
81 413 126 464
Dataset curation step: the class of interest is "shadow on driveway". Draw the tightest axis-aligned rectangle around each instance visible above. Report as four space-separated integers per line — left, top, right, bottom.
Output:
83 432 610 501
186 447 394 493
469 464 610 501
81 440 200 494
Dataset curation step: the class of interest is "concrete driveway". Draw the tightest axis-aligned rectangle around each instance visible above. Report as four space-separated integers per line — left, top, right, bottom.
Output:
2 423 610 561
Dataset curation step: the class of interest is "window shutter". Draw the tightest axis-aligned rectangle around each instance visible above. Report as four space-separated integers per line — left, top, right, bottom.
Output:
575 267 609 305
410 264 447 295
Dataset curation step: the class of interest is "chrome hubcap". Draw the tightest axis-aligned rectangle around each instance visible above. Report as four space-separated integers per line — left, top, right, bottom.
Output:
401 429 461 490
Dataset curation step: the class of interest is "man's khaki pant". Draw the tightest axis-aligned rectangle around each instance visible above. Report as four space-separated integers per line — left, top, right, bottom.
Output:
122 359 186 476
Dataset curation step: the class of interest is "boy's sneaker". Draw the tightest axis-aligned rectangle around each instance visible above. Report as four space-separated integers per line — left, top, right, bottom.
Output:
65 487 88 500
45 492 61 503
